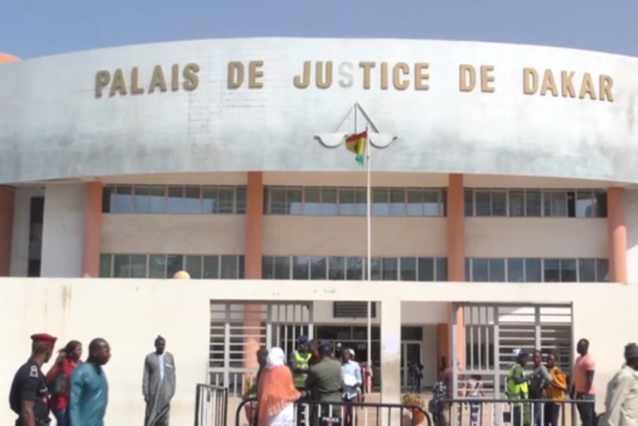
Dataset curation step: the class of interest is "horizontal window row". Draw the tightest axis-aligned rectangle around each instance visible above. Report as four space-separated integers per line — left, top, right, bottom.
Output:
99 254 245 279
264 187 447 217
465 258 609 283
464 189 607 218
102 186 247 214
262 256 448 281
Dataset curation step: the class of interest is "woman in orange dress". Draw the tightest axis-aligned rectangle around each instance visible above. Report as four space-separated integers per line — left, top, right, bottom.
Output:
257 347 304 425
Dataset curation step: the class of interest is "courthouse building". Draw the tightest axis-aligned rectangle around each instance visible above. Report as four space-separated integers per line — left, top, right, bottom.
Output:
1 39 638 423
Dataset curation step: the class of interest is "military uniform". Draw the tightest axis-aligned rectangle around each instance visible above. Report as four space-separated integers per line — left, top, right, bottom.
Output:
9 358 51 425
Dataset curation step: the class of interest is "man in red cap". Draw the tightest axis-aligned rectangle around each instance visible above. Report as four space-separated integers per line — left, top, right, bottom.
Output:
9 333 57 426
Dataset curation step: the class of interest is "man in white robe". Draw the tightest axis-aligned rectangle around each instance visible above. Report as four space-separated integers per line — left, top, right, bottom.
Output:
143 336 176 426
600 343 638 426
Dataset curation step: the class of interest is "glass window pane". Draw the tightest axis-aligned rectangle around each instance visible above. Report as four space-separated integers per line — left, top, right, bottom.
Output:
102 187 113 213
560 259 577 282
578 259 596 282
593 191 607 217
489 258 505 282
292 256 309 279
148 255 166 278
464 190 474 217
203 256 220 279
166 187 185 214
525 259 542 282
400 258 417 281
465 258 471 281
310 257 327 280
129 255 147 278
99 254 112 278
261 256 273 279
220 255 239 278
406 190 422 216
423 190 439 216
148 187 166 213
353 189 367 216
113 254 130 278
441 190 447 217
202 187 219 214
475 191 491 217
287 188 302 215
338 189 356 216
321 188 338 215
435 258 448 281
596 259 609 282
133 186 151 213
217 188 234 214
184 187 202 214
113 186 134 213
304 188 321 215
472 259 489 281
547 192 567 217
389 189 406 216
273 256 290 279
238 256 245 279
372 189 389 216
235 187 247 214
507 258 525 282
544 259 560 282
525 190 542 217
491 191 507 217
509 191 525 217
185 255 203 279
381 258 398 280
417 258 434 281
370 258 382 280
328 257 345 280
576 191 594 218
346 257 363 280
166 255 184 278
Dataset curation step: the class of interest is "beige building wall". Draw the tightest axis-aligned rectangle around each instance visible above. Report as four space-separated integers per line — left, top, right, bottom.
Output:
0 279 632 425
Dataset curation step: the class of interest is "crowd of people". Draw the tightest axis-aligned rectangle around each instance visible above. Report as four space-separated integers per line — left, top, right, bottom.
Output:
8 333 176 426
249 336 371 426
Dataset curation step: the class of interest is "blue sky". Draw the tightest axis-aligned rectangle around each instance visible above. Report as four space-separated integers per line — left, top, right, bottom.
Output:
2 0 637 58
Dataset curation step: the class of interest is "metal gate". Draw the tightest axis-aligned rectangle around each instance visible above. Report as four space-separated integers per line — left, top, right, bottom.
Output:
208 301 313 396
451 303 573 397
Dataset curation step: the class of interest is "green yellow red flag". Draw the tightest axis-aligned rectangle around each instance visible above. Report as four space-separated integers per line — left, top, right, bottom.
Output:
345 131 367 166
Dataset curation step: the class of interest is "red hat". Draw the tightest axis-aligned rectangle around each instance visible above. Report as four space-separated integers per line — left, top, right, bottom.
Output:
30 333 57 346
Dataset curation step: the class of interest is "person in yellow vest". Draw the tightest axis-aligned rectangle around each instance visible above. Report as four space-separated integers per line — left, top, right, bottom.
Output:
508 349 531 426
290 336 312 425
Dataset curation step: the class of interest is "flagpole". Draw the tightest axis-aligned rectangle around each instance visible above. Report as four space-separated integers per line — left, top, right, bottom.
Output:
365 124 372 371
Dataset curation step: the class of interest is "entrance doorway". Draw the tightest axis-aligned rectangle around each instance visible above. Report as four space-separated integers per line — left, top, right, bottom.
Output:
401 341 422 390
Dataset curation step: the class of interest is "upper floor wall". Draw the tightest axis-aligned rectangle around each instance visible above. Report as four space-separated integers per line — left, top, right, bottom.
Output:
1 39 638 183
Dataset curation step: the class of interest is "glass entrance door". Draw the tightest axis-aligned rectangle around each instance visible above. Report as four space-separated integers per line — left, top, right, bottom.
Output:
401 342 422 389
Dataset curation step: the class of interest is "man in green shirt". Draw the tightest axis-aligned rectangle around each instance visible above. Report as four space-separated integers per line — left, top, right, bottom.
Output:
305 343 343 422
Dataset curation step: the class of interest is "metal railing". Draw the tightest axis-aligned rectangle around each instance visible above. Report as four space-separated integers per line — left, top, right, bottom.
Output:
236 397 432 426
194 384 229 426
435 398 596 426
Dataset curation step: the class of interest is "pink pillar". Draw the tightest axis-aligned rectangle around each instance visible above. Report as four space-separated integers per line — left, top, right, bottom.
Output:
0 186 15 276
82 182 103 277
607 187 627 284
446 174 465 367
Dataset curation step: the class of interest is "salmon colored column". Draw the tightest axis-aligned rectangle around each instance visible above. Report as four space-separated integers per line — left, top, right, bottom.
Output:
607 187 627 284
82 182 103 277
244 172 264 368
446 174 465 367
0 186 16 276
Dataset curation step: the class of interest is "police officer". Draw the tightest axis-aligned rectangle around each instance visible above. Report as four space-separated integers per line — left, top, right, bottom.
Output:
9 333 57 426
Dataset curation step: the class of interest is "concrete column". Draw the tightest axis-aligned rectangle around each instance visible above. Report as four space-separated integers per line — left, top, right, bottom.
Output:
244 172 264 368
446 174 465 367
608 187 627 284
0 186 16 276
82 182 103 277
380 297 402 425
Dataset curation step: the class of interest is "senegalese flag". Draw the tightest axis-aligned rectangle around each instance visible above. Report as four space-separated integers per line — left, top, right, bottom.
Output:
345 131 367 166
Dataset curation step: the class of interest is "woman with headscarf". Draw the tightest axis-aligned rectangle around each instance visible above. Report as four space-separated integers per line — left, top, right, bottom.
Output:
257 347 304 425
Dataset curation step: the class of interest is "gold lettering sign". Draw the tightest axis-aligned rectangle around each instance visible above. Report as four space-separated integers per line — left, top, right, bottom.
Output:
95 63 200 98
94 59 616 104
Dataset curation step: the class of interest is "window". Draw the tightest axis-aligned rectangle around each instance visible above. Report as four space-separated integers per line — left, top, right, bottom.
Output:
463 188 607 218
467 257 609 283
99 254 244 279
103 185 246 214
263 186 446 217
